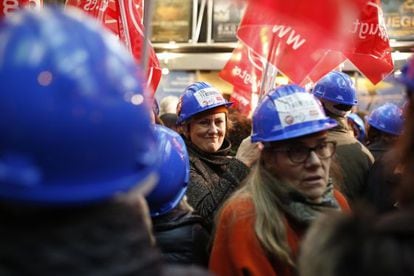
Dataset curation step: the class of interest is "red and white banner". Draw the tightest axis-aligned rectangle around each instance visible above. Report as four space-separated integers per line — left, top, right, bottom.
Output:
220 42 269 116
66 0 162 96
0 0 42 17
306 0 393 85
221 0 393 114
237 0 363 85
219 43 263 95
345 0 394 85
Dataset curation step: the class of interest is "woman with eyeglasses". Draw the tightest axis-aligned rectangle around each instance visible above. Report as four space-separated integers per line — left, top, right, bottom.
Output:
209 85 350 276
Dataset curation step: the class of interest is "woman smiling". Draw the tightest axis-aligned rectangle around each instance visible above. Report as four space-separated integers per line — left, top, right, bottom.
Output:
176 82 262 232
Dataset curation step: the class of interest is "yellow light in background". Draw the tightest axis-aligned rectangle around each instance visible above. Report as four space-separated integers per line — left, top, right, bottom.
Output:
275 75 289 85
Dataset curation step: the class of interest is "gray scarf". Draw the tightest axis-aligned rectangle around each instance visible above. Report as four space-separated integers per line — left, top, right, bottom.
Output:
278 180 340 226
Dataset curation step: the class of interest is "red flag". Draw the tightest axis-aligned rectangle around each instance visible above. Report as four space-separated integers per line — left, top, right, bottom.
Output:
0 0 42 17
221 42 284 115
116 0 161 95
219 43 263 95
229 85 254 117
237 0 364 85
345 0 394 84
307 51 347 84
66 0 161 96
219 43 262 116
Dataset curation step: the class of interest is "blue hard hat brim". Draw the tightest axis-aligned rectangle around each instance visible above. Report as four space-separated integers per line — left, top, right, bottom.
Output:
0 166 156 206
177 102 233 124
149 187 187 217
368 120 402 136
251 119 338 143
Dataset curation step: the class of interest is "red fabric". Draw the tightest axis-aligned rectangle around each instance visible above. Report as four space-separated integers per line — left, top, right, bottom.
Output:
219 43 263 95
237 0 393 85
0 0 42 16
219 43 261 116
65 0 161 96
209 190 350 276
237 0 364 85
344 0 394 85
229 86 254 117
116 0 161 95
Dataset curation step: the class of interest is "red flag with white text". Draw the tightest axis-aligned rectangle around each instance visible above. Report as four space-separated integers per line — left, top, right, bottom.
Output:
237 0 371 86
219 43 263 95
345 0 394 84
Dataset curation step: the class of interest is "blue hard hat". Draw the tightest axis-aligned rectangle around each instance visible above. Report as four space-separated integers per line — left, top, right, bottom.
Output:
146 125 189 217
313 71 358 105
251 85 338 142
176 81 232 124
347 113 366 142
367 103 404 136
0 7 158 205
398 58 414 91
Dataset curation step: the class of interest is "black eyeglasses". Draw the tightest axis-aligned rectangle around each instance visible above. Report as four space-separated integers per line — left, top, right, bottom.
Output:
270 141 337 164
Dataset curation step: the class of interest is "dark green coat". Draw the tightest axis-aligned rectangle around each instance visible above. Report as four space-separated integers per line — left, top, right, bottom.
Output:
328 116 374 205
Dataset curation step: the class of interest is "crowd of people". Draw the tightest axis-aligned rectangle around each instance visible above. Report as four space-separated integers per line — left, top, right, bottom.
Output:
2 5 414 276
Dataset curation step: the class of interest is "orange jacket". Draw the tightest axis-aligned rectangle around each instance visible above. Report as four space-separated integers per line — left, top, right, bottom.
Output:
209 190 350 276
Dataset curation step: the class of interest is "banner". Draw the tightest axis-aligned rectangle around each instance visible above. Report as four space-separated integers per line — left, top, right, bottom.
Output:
237 0 363 85
345 0 394 84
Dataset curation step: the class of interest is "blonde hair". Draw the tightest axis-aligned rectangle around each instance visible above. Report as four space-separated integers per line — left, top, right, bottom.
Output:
217 152 295 266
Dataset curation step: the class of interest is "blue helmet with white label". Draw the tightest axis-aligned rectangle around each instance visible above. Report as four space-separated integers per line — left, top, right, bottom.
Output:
252 85 337 142
176 82 232 124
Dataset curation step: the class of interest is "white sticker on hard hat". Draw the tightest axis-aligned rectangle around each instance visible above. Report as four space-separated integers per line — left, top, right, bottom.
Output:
193 87 225 107
273 93 325 128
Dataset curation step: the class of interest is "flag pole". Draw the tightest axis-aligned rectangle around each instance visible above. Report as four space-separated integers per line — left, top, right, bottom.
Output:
258 32 278 103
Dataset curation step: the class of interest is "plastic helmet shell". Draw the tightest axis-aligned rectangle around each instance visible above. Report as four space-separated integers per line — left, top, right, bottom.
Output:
367 103 404 136
347 113 366 142
0 7 158 205
146 125 189 217
313 71 358 105
176 81 232 124
251 85 338 142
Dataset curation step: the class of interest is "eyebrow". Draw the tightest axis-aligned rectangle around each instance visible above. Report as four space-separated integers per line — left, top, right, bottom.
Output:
288 137 328 146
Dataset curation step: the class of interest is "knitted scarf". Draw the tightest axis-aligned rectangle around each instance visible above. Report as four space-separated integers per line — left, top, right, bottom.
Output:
277 180 340 226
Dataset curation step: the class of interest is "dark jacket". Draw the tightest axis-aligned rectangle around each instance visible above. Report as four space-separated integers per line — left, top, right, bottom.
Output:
367 140 388 161
184 137 250 232
365 140 400 213
0 199 164 276
152 207 210 267
327 116 374 204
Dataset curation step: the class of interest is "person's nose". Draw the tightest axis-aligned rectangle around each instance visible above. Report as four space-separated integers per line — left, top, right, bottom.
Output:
304 150 322 167
207 122 219 134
